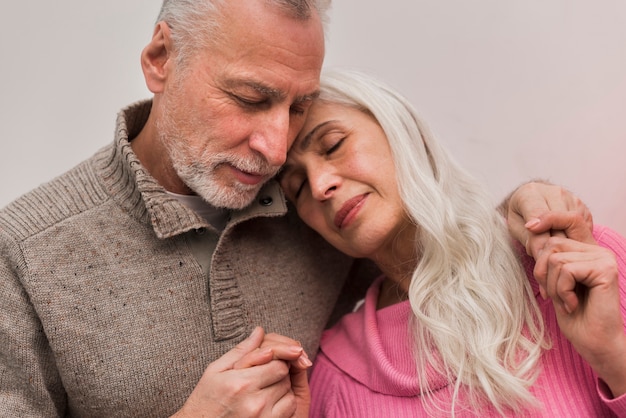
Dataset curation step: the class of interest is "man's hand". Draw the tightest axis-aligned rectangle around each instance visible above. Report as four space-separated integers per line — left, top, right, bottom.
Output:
502 181 594 258
172 327 311 418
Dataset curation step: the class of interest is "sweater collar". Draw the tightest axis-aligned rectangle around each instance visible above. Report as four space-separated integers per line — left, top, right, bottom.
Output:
320 276 449 397
94 100 287 239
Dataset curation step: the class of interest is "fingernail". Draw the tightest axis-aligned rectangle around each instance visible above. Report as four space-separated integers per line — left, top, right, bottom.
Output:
288 346 304 355
298 356 313 368
525 218 540 228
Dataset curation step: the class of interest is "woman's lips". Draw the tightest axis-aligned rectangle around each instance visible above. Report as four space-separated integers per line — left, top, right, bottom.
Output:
334 194 369 229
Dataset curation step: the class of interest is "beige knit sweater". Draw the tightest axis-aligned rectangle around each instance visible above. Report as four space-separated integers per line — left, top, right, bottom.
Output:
0 100 361 417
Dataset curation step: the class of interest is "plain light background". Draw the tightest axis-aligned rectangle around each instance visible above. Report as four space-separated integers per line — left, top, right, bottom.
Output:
1 1 625 235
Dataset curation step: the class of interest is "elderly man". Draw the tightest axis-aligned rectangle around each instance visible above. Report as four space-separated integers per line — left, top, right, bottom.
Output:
0 0 590 417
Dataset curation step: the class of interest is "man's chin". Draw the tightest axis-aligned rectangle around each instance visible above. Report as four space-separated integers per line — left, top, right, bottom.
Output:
197 186 260 210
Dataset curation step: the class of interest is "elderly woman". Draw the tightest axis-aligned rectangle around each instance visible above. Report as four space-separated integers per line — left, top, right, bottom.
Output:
277 70 626 417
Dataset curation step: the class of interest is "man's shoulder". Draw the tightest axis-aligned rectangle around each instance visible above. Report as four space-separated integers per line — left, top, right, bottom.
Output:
0 154 110 242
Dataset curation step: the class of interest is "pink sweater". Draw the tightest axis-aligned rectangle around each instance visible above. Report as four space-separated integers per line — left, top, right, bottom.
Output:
310 226 626 417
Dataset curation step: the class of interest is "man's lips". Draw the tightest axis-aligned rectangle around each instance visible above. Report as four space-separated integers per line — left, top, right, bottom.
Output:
334 194 369 229
228 165 272 186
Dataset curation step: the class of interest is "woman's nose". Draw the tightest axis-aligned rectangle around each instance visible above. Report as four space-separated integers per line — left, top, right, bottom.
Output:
309 170 340 201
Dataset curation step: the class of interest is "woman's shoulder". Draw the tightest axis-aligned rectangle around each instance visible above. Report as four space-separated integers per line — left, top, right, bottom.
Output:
593 225 626 252
593 225 626 273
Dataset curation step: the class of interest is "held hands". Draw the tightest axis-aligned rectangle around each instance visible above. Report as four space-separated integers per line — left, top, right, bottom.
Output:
504 181 594 259
533 236 626 398
172 327 312 418
251 332 313 416
506 181 626 397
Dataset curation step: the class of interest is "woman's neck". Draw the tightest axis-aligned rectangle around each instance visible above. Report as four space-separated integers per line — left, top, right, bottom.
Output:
372 221 419 309
377 277 410 309
374 251 416 310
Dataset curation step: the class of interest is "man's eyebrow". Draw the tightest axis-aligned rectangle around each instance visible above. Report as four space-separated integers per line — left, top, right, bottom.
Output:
298 120 335 151
224 80 284 99
223 80 319 103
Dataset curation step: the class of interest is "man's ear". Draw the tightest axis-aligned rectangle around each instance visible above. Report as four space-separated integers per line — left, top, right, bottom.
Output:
141 21 174 94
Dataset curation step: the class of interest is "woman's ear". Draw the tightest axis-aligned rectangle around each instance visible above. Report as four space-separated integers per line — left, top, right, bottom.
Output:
141 21 174 94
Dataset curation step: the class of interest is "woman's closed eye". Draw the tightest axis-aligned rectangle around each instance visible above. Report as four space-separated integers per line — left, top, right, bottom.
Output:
294 178 308 199
277 170 305 202
291 138 345 199
324 137 344 156
279 133 346 201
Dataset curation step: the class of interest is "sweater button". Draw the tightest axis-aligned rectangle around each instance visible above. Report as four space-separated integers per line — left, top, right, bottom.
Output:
259 196 273 206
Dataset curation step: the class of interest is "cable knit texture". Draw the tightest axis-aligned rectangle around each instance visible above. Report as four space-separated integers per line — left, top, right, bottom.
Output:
0 100 360 417
310 226 626 417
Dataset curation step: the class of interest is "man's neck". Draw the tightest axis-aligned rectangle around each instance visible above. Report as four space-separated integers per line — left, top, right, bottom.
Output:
130 112 191 195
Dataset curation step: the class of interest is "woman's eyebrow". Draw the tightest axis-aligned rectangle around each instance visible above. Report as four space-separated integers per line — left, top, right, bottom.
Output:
298 120 337 151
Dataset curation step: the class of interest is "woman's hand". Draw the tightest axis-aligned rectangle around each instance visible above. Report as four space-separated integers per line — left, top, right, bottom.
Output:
534 237 626 397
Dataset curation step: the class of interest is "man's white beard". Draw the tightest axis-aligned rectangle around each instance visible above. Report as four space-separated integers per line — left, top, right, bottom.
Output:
171 152 273 210
157 124 277 209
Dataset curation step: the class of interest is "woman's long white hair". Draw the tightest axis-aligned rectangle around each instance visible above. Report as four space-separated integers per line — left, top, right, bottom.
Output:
317 69 548 416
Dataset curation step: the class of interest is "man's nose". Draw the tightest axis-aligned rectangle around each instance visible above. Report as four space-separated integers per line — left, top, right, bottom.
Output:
249 109 290 166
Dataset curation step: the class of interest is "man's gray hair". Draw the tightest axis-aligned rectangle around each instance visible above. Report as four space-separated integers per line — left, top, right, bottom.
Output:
156 0 331 67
